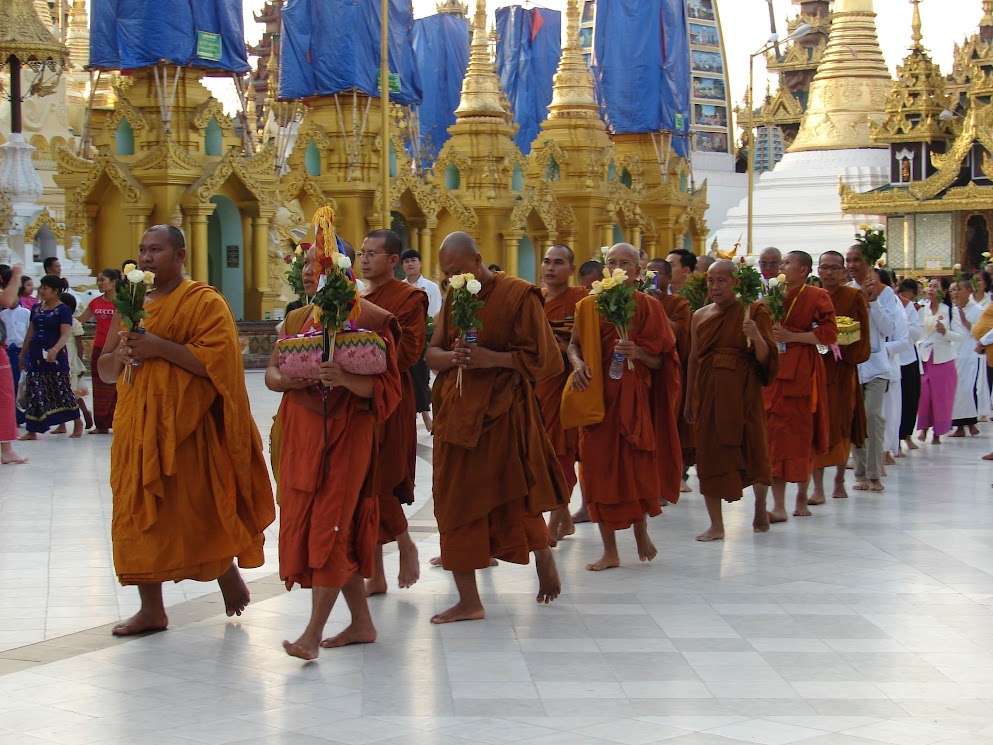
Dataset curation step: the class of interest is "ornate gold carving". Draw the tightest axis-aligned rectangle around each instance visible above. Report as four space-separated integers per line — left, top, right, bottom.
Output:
184 145 277 208
0 0 68 68
130 139 203 173
909 110 979 200
103 97 148 135
192 99 234 132
24 209 65 242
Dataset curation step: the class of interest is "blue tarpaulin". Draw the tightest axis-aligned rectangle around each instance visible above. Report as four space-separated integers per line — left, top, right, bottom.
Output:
89 0 250 73
280 0 423 106
592 0 689 155
412 14 470 165
495 5 561 155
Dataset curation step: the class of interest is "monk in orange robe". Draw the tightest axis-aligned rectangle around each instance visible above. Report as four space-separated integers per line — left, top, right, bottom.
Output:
754 250 837 523
358 229 428 596
567 244 681 570
685 260 779 541
98 225 275 636
811 250 870 503
267 243 402 659
426 232 566 623
648 258 694 493
536 244 589 543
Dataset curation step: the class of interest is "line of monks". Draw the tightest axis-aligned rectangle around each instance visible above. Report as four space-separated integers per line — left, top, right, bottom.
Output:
101 223 904 662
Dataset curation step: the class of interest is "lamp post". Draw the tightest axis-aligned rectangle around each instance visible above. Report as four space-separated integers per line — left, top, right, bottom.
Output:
745 23 813 254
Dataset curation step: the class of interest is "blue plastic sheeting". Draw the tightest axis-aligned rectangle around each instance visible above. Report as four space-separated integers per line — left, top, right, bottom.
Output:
89 0 250 73
280 0 423 106
412 14 470 165
592 0 689 155
496 5 561 155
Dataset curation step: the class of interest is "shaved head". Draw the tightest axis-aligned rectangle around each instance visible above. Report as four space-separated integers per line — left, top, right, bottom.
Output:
710 259 735 277
438 231 486 281
648 258 671 278
605 243 640 282
608 243 640 264
439 231 479 260
696 255 715 274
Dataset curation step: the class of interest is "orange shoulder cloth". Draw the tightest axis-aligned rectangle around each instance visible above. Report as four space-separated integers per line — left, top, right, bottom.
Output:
560 295 604 428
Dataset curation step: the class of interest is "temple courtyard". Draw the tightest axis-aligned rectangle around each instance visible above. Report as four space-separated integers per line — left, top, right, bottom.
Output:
2 371 993 744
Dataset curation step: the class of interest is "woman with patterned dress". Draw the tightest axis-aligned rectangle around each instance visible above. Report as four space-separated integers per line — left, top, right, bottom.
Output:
18 275 81 439
0 264 27 463
78 269 120 433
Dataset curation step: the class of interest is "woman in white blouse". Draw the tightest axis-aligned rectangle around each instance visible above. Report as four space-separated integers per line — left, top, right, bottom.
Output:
917 277 961 444
951 278 987 436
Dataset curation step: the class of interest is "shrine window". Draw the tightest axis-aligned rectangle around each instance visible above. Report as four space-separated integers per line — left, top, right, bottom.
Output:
205 118 223 156
445 164 460 190
304 139 321 176
620 168 633 188
545 156 561 182
114 119 134 156
511 165 523 193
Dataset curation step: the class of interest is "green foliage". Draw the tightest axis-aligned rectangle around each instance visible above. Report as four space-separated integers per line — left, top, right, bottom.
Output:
312 267 357 331
112 280 149 332
732 262 763 306
284 249 306 301
855 225 887 266
451 288 484 336
764 282 787 322
424 313 435 352
678 272 709 312
595 282 636 332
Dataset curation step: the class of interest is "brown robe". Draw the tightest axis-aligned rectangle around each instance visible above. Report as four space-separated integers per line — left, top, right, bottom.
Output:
577 292 681 528
277 303 402 588
433 273 569 571
764 285 837 483
658 292 694 467
363 279 429 543
536 286 589 494
693 302 779 500
812 286 870 468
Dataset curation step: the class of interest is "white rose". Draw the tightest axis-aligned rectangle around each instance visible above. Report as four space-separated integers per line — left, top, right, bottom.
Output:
953 263 962 271
450 274 466 290
600 246 609 258
645 270 657 280
590 280 603 295
126 269 144 284
466 279 482 295
745 255 757 267
335 254 352 270
767 277 779 288
872 224 886 232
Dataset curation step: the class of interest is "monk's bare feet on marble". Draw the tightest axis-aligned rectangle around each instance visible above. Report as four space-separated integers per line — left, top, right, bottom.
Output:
586 553 621 571
883 451 897 465
364 577 388 597
680 479 692 493
768 509 789 524
112 609 168 636
283 633 320 660
431 601 486 624
548 507 575 543
397 535 420 589
535 549 560 604
218 564 250 617
571 504 590 524
753 509 770 533
793 496 812 517
833 481 849 499
868 479 885 492
320 622 377 648
696 528 724 542
633 520 657 562
905 437 919 451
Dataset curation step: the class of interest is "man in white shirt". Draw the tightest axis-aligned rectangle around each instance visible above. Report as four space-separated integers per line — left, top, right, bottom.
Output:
401 249 441 432
846 248 896 492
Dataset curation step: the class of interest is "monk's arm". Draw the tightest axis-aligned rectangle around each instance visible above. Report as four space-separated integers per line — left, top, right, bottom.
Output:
567 325 592 391
137 333 208 378
264 347 315 393
97 313 125 383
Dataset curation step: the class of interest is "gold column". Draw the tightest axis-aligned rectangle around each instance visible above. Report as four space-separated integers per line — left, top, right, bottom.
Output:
190 214 209 283
504 230 522 277
241 212 253 294
599 223 613 251
420 222 435 278
253 216 270 320
128 213 146 254
631 226 642 250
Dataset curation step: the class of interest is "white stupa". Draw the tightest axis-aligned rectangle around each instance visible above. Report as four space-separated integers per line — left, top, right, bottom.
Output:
713 0 893 258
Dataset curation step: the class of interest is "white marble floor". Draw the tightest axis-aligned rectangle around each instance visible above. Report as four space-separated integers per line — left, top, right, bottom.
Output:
2 372 993 744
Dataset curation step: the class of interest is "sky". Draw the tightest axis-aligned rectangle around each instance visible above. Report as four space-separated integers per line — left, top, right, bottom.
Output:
231 0 977 114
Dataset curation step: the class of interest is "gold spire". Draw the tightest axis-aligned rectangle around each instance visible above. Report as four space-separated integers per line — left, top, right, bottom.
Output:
454 0 511 121
789 0 891 152
436 0 468 16
65 0 88 70
983 0 993 26
910 0 923 49
547 0 600 120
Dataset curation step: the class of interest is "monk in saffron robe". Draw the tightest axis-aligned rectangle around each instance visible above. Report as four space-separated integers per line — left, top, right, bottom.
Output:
685 260 779 541
567 244 681 570
268 243 402 659
811 250 870 503
426 232 565 624
648 258 694 493
98 225 275 635
536 244 589 543
358 229 428 596
754 250 837 523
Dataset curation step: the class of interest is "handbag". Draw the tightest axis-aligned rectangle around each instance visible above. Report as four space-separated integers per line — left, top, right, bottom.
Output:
276 329 387 381
16 376 27 411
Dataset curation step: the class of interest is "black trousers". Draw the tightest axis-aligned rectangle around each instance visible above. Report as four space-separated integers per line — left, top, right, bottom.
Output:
899 359 921 440
410 354 431 413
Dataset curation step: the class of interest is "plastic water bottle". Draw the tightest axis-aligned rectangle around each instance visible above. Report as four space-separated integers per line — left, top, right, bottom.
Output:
609 351 625 380
464 326 477 345
131 327 146 367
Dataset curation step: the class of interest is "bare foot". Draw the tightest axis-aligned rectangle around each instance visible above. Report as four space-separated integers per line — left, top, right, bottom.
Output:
1 454 28 464
217 564 250 617
753 510 770 533
950 428 966 438
571 505 590 524
320 622 377 648
680 479 692 493
696 528 724 542
429 555 442 567
895 451 906 458
70 422 83 439
431 601 485 624
398 542 420 589
883 452 896 465
283 634 320 660
52 425 67 434
88 428 110 435
868 480 885 492
793 505 812 517
585 554 621 571
970 425 981 436
421 412 433 434
535 550 561 604
18 433 37 441
832 483 849 499
364 577 388 597
932 436 941 445
808 493 826 506
852 480 871 491
906 438 920 451
112 609 168 636
917 430 927 442
634 523 657 562
768 509 789 524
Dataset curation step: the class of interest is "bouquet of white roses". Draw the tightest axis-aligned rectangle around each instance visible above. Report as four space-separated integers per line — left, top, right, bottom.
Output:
113 262 155 383
591 266 637 372
450 272 484 395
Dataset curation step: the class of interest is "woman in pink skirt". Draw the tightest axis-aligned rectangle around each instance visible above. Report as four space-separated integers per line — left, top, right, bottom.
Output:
917 276 961 445
0 264 27 464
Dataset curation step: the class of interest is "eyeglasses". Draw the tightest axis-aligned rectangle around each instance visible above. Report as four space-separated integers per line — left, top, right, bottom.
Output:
357 251 389 259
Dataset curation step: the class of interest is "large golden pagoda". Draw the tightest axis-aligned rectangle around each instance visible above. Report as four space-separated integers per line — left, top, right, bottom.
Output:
841 0 993 271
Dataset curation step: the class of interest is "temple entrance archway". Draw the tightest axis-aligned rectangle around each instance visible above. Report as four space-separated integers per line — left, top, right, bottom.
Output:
207 195 245 320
